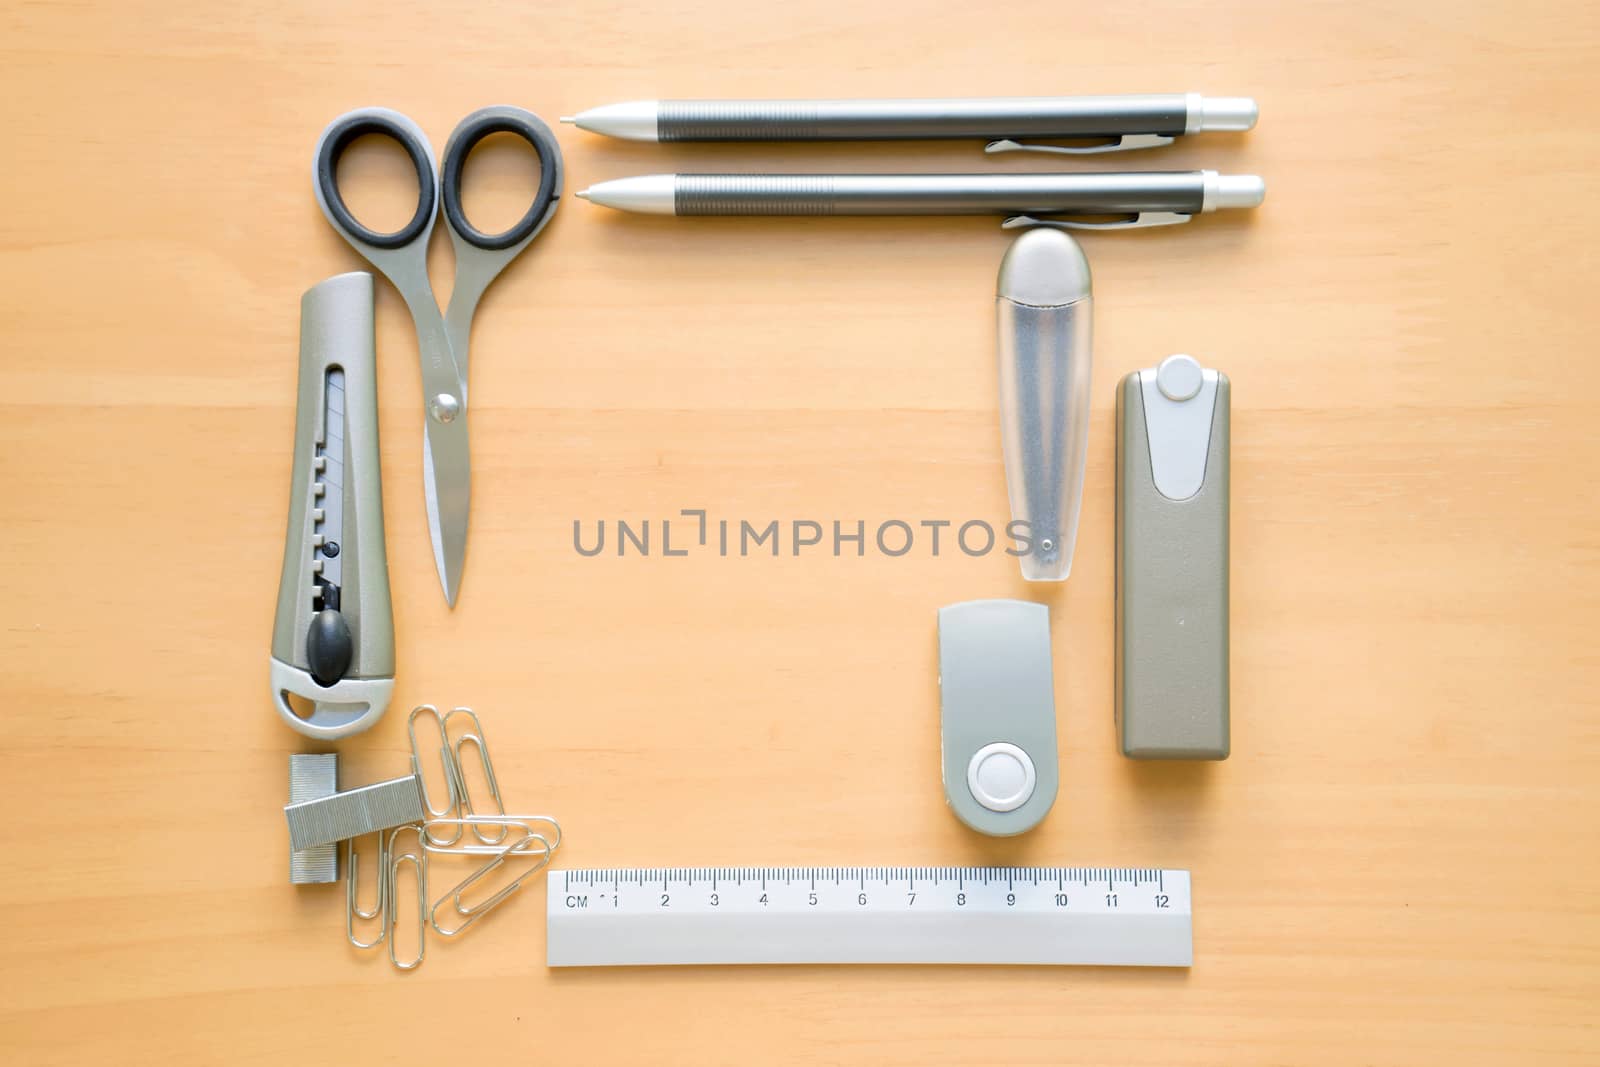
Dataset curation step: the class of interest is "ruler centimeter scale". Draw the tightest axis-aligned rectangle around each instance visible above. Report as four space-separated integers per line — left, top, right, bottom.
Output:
547 866 1192 967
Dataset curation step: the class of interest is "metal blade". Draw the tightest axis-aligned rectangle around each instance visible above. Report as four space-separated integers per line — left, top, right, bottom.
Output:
421 413 471 607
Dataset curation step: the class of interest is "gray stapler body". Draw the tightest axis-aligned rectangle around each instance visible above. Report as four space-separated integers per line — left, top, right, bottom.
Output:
1115 357 1230 760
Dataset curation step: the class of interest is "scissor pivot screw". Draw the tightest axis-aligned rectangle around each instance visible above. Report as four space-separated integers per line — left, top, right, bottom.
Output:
430 394 461 423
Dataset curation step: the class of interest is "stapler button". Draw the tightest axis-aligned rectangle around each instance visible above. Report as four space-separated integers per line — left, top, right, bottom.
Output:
1157 353 1204 402
967 742 1037 813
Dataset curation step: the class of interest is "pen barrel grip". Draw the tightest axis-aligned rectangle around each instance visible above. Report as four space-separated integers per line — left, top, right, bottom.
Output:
660 101 826 140
657 96 1193 141
673 174 1208 216
677 175 837 215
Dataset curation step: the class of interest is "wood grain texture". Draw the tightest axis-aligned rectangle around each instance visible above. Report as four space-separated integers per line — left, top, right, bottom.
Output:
2 0 1597 1063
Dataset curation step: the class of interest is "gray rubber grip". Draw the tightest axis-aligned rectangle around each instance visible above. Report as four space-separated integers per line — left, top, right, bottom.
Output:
671 173 1206 216
676 175 835 215
660 101 826 140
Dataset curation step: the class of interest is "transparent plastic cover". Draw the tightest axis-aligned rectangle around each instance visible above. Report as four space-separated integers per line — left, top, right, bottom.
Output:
997 296 1093 581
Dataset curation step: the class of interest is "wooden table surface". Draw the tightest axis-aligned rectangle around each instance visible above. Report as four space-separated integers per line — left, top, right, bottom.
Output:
3 1 1597 1063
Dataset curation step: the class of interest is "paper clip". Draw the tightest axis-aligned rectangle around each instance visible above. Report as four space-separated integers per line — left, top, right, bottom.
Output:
341 706 563 965
386 825 429 971
345 831 389 950
421 815 563 857
409 704 464 846
423 819 556 938
445 707 508 844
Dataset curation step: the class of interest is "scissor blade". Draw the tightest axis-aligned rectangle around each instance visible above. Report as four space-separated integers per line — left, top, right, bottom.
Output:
421 415 471 608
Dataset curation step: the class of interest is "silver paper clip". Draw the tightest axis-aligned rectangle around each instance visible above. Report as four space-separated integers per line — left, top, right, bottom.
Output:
335 705 562 969
421 815 562 857
345 831 388 950
409 704 512 846
423 818 558 937
409 704 464 845
386 825 429 971
445 707 509 845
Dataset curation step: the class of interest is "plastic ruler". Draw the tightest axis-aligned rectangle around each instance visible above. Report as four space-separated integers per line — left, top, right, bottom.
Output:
547 866 1191 967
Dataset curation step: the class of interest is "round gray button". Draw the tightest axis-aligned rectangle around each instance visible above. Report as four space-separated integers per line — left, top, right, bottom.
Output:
967 742 1037 813
1156 354 1204 402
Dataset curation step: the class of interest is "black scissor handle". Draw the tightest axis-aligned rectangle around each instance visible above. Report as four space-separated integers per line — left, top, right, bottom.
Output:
315 110 438 250
440 107 562 252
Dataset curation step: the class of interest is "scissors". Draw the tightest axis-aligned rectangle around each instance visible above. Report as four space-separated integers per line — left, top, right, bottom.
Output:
312 106 563 607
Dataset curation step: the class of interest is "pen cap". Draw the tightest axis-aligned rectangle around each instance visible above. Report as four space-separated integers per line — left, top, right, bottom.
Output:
996 228 1093 581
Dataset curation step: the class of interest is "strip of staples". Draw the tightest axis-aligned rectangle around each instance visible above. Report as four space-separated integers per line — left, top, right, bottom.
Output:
285 774 425 851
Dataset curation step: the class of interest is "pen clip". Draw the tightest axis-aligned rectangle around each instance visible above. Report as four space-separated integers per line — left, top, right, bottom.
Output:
1001 213 1194 232
984 134 1176 156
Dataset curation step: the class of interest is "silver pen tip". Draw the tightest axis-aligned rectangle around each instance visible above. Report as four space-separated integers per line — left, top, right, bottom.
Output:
559 116 576 124
575 189 591 200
